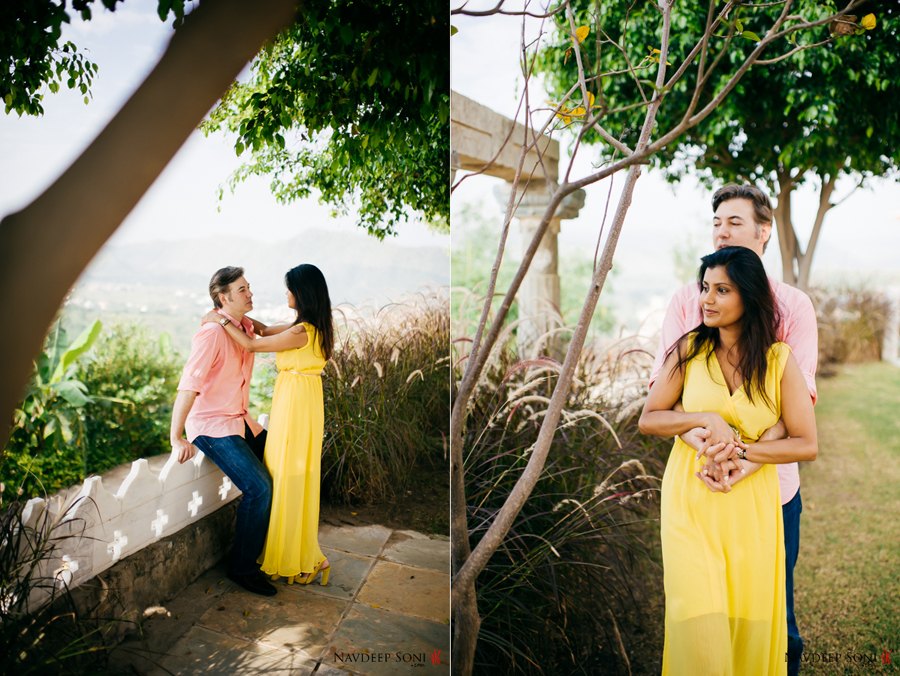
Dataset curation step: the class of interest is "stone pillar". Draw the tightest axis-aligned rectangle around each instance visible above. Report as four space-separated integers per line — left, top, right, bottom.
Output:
495 182 585 358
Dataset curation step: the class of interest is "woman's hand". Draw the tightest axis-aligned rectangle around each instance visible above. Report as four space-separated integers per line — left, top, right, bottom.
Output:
702 412 736 448
201 310 221 326
696 457 761 493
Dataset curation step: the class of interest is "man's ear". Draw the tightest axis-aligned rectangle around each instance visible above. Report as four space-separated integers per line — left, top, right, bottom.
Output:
759 221 773 245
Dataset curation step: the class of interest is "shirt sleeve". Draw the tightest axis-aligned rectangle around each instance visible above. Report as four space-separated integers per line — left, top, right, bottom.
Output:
781 290 819 403
649 286 694 389
177 327 225 393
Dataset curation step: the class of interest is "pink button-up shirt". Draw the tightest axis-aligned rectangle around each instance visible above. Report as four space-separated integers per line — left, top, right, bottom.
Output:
177 310 263 442
649 278 818 504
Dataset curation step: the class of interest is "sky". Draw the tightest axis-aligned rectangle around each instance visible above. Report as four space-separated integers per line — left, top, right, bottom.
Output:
0 1 448 255
450 4 900 329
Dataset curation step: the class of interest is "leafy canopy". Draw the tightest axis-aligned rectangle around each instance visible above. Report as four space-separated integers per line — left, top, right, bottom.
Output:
533 1 897 189
0 0 187 116
202 0 449 239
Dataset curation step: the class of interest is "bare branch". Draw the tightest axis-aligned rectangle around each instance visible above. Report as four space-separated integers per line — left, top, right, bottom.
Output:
564 3 592 183
831 174 867 209
452 0 677 608
755 38 832 66
591 119 634 155
452 0 567 19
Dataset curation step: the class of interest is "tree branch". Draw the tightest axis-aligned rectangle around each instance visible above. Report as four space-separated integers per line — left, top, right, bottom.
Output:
0 0 300 447
755 38 832 65
452 0 677 609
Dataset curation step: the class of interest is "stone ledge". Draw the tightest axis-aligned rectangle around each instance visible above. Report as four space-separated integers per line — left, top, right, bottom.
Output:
65 499 238 646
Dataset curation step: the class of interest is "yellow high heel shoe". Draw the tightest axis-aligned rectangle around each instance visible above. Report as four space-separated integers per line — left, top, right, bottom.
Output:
269 573 300 584
298 559 330 586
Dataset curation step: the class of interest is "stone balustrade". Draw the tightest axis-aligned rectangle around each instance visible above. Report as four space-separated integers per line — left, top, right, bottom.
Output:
22 449 240 610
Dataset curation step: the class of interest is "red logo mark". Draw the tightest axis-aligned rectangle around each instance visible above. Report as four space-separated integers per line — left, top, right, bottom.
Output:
431 649 442 665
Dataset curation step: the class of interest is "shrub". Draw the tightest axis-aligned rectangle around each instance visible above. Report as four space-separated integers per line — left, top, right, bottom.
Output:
456 327 669 673
2 322 183 502
810 286 890 374
76 324 182 475
1 320 102 501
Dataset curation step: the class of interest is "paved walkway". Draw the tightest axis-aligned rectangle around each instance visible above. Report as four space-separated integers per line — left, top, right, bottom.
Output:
108 523 450 674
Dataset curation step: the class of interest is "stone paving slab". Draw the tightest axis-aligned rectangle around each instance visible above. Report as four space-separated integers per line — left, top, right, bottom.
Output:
326 604 450 674
381 530 450 572
356 561 450 624
297 547 378 602
106 523 449 675
154 625 317 675
319 523 393 557
197 588 347 657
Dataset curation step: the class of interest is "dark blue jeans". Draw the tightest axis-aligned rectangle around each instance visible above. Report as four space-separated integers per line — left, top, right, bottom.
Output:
193 426 272 576
784 490 803 676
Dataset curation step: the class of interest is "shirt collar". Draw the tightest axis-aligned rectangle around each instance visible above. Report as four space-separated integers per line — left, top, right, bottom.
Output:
217 309 254 335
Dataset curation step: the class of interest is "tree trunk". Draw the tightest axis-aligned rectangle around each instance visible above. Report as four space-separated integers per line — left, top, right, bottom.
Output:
451 580 481 675
0 0 299 447
797 174 837 290
774 174 799 286
450 380 477 674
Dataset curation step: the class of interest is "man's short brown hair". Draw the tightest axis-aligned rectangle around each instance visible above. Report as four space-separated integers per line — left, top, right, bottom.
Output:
209 266 244 309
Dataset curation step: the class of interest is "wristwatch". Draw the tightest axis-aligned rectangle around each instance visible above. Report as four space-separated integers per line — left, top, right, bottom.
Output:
218 316 230 328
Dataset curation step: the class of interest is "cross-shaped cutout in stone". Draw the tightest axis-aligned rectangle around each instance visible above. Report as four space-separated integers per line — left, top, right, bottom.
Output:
54 554 80 587
218 476 233 500
151 509 169 537
188 491 203 517
107 531 128 561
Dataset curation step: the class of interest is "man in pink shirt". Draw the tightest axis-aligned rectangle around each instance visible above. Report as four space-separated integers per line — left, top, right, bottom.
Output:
649 184 817 676
170 266 275 597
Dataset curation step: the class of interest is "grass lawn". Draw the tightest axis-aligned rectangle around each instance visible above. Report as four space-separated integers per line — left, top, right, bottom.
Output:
794 362 900 674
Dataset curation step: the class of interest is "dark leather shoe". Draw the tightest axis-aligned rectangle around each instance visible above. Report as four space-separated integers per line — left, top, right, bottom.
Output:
227 571 277 596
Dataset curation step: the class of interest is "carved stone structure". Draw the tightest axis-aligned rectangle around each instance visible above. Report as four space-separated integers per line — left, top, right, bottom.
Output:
451 91 586 357
24 450 241 610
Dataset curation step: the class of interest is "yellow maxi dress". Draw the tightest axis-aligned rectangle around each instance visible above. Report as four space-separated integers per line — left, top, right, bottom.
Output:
661 340 789 675
258 322 328 578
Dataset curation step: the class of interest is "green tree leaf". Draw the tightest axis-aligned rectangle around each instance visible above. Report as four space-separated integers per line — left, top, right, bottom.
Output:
51 319 102 383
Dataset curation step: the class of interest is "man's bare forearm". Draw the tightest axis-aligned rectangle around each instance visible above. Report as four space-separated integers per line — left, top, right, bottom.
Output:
758 418 787 442
170 390 198 442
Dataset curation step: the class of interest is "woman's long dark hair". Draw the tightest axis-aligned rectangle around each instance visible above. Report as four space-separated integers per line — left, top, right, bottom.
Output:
285 264 335 361
670 246 780 407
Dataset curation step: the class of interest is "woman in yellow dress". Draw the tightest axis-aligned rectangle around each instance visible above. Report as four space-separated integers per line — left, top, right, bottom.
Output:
205 263 334 586
640 247 817 675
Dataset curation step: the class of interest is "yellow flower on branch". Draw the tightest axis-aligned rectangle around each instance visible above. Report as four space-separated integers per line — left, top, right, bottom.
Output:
647 47 672 66
551 103 573 125
861 13 876 30
575 25 590 43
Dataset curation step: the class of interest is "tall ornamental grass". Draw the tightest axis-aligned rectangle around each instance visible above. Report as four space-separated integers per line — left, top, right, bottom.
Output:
455 314 670 674
252 293 450 504
324 294 449 503
0 499 115 674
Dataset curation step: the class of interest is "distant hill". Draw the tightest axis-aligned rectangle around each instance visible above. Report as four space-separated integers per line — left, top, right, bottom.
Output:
64 230 449 354
80 230 449 304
